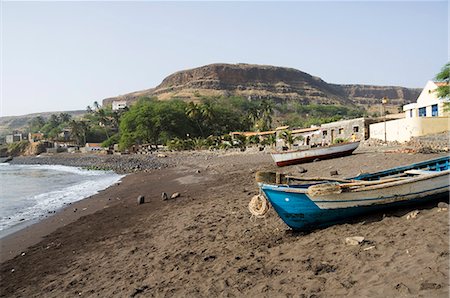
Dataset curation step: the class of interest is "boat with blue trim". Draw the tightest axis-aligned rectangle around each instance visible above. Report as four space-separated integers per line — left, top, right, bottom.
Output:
256 156 449 231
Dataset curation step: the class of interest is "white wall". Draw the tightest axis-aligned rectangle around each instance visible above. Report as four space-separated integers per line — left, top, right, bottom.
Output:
370 117 450 142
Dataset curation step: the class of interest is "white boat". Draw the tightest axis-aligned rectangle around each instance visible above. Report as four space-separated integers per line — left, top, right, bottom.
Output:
271 141 360 167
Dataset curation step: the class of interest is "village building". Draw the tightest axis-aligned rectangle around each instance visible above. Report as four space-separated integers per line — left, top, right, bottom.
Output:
316 118 379 145
5 132 28 144
28 132 44 142
112 100 128 111
81 143 103 153
58 129 71 141
369 81 449 142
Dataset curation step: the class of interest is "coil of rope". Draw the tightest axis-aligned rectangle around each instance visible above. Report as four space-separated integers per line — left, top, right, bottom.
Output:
248 194 270 218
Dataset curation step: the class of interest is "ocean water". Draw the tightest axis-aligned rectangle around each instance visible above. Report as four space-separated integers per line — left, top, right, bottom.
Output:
0 163 124 237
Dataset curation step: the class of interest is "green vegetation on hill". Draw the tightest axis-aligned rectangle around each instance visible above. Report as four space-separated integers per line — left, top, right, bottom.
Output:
117 96 274 150
274 102 366 128
7 95 368 152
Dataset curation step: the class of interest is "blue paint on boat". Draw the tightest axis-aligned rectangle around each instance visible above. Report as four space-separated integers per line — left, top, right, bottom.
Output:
260 156 450 231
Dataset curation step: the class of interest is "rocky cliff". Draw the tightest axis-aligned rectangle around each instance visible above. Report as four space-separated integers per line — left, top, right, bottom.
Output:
102 63 422 112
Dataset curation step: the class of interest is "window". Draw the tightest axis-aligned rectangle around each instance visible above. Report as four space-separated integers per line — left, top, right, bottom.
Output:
431 104 438 117
353 126 359 133
409 110 413 118
322 130 327 136
418 107 426 117
338 128 344 134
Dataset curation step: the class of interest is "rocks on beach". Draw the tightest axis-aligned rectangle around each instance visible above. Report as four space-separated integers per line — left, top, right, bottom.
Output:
9 153 169 173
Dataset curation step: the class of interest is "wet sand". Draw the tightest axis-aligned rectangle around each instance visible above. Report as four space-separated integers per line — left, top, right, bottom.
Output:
0 148 448 297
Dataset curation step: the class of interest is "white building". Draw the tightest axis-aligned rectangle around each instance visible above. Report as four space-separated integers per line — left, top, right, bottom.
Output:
370 81 449 142
403 81 448 118
112 100 128 111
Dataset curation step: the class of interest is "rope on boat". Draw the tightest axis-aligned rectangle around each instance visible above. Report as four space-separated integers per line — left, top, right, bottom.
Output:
248 194 270 218
307 182 342 196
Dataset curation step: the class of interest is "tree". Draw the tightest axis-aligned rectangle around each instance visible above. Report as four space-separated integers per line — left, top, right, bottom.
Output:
280 130 298 149
259 99 274 130
69 120 88 145
186 102 204 137
59 113 72 123
28 116 46 132
434 62 449 99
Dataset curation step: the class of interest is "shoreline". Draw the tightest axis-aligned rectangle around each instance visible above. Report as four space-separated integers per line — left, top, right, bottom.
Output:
0 172 129 263
1 149 448 297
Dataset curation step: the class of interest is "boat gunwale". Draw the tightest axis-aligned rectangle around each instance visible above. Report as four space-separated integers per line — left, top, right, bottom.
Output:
261 169 450 195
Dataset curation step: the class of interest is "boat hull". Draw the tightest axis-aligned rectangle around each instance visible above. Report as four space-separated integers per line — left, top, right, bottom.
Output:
262 185 449 231
271 142 360 167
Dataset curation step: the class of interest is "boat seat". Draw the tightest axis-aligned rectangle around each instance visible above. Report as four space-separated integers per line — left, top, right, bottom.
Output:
404 169 434 175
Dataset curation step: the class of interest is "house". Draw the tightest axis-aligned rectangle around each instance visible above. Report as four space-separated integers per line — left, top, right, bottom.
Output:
112 100 128 111
317 118 379 144
81 143 103 153
5 132 28 144
369 81 449 142
58 129 71 141
28 132 44 142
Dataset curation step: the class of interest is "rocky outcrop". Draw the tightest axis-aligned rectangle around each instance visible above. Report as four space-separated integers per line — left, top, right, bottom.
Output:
334 84 421 109
102 63 421 109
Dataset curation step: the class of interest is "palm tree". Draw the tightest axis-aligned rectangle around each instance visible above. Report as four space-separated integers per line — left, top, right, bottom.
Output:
260 99 274 130
247 106 260 131
435 63 449 113
59 113 72 123
280 130 296 149
186 102 204 137
69 120 88 145
95 108 110 139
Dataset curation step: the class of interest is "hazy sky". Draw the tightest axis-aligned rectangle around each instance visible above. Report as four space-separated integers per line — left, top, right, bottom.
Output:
1 1 448 116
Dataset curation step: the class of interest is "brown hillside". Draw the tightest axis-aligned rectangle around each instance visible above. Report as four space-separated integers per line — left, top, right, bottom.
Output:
102 63 421 111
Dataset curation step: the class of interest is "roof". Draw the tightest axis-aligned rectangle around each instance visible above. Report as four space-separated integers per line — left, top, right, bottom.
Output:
291 127 320 134
85 143 103 147
231 131 275 137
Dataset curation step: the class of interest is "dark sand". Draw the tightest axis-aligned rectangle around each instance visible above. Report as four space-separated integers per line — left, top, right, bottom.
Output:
0 148 448 297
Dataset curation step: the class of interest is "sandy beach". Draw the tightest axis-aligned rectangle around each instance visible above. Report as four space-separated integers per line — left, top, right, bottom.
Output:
0 147 448 297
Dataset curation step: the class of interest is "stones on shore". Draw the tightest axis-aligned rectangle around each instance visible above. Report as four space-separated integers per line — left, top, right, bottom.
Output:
157 154 167 158
8 154 168 174
330 170 339 176
137 195 145 205
162 192 180 201
296 166 307 173
437 202 449 212
345 236 365 246
406 210 419 220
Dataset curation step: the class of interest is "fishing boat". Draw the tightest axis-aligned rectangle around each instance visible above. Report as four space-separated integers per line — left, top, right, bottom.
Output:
255 156 449 231
271 141 360 167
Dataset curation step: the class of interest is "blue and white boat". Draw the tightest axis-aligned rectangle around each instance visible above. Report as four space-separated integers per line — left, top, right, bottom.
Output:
257 156 449 231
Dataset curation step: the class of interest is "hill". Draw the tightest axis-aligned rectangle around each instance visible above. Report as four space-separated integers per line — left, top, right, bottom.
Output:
0 110 85 137
102 63 422 113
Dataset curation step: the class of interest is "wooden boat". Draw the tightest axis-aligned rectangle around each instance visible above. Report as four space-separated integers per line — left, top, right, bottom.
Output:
256 156 450 231
271 141 360 167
